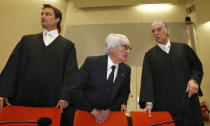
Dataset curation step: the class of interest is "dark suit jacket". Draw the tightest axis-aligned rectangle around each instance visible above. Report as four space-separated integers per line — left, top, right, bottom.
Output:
70 55 131 112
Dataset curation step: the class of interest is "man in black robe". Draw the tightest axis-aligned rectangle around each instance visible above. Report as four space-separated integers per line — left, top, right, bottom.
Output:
139 20 204 126
0 4 78 126
70 33 131 125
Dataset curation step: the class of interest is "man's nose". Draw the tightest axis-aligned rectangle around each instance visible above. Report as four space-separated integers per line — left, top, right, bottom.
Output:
41 13 46 18
126 49 130 53
154 30 159 35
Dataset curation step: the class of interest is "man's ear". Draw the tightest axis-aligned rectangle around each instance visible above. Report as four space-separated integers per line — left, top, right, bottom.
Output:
166 28 170 36
109 48 115 53
55 18 60 23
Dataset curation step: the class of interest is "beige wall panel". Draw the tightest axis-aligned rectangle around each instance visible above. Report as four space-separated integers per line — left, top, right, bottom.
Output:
195 0 210 24
65 23 187 66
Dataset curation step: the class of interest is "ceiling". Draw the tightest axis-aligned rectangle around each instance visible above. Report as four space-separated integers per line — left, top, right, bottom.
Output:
74 0 191 8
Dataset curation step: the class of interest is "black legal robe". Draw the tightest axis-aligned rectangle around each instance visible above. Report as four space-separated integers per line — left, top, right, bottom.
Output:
0 33 78 107
139 42 204 126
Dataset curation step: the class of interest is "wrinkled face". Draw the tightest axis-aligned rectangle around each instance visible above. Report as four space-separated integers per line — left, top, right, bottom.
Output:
110 42 131 63
152 23 169 45
41 8 59 31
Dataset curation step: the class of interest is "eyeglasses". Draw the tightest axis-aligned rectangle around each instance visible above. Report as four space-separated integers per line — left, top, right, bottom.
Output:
121 44 132 50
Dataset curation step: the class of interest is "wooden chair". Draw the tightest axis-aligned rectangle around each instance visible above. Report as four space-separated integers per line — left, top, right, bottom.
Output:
130 111 175 126
74 110 128 126
0 105 61 126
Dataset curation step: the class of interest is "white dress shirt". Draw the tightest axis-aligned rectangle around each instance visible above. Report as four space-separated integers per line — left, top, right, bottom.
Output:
157 40 171 54
43 29 59 46
106 55 119 83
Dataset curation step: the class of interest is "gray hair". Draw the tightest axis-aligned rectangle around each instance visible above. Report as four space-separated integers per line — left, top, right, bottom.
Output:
105 33 130 54
152 20 168 29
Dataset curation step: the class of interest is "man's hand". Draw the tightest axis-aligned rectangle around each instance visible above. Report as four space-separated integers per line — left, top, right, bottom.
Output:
99 109 111 124
121 104 127 112
55 100 69 113
0 97 3 112
91 108 102 124
0 97 11 112
144 104 153 118
91 109 111 124
186 79 199 98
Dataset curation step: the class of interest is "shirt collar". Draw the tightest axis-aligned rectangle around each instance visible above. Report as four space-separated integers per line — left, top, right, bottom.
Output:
43 29 59 38
108 55 119 68
157 40 171 53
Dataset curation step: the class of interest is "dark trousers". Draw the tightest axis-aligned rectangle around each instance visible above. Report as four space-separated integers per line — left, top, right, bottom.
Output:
60 105 77 126
174 110 204 126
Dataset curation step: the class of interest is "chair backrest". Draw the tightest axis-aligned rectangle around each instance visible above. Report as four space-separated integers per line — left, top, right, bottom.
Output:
130 111 175 126
74 110 128 126
0 105 61 126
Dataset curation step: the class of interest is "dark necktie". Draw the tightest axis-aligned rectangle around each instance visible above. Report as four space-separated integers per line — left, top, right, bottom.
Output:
108 65 116 83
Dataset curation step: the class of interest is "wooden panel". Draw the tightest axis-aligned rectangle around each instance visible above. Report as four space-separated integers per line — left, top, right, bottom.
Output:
126 66 137 113
136 66 142 111
126 66 143 113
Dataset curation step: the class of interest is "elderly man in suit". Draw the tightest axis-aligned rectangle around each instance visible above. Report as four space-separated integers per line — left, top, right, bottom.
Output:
70 33 131 124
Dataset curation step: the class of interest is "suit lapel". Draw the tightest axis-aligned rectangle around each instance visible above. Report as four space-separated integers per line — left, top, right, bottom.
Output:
168 42 174 56
113 63 124 85
100 55 108 81
37 33 47 47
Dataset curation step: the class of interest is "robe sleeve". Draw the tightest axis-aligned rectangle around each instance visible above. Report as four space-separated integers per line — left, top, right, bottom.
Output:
139 52 155 108
69 57 94 112
185 44 203 96
0 37 25 97
60 43 78 101
185 44 203 85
